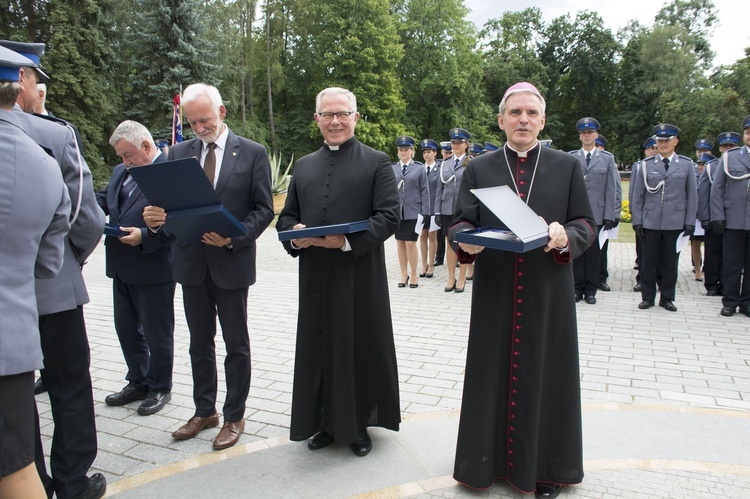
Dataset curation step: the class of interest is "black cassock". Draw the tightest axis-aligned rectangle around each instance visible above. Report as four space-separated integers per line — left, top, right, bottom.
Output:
277 136 401 444
449 144 595 492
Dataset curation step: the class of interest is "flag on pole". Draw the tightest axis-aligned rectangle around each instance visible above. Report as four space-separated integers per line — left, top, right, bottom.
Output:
172 94 183 145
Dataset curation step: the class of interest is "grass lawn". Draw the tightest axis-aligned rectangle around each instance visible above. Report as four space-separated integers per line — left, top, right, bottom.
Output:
614 179 635 244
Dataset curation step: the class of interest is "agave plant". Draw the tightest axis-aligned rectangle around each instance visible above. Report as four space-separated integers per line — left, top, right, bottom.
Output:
269 153 294 195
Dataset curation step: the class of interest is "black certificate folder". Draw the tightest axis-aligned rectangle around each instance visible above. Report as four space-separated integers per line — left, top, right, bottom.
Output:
454 185 549 253
277 221 369 241
128 158 247 243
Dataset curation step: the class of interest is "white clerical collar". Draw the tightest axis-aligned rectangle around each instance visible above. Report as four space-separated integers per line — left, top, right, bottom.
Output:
327 144 340 151
506 141 539 158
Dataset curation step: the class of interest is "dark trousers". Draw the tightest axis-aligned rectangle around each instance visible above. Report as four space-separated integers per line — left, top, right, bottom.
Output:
113 277 176 392
574 225 602 296
182 275 250 422
435 232 445 263
600 239 609 282
635 231 642 283
641 229 681 302
721 229 750 309
34 306 97 499
704 228 723 293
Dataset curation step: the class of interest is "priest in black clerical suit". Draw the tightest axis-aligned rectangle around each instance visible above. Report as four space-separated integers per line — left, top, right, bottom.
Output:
277 87 401 457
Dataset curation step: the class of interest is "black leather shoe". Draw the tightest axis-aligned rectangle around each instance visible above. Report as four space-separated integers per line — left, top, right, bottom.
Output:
633 283 642 292
72 473 106 499
34 377 46 395
350 429 372 456
638 300 654 309
740 307 750 318
720 306 735 317
105 383 148 406
575 294 582 303
598 281 611 292
585 295 596 304
659 300 677 312
433 260 443 266
535 482 561 498
308 431 335 450
633 264 640 270
137 391 171 415
707 289 718 296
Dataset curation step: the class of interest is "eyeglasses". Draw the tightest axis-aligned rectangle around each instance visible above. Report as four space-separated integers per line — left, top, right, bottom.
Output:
317 111 356 121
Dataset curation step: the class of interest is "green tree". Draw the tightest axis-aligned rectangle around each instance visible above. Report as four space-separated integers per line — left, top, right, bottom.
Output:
713 47 750 117
539 11 621 152
479 8 548 143
655 0 717 67
281 0 406 156
394 0 492 147
124 0 219 132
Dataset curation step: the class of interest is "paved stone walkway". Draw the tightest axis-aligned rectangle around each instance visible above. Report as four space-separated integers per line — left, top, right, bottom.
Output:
35 229 750 497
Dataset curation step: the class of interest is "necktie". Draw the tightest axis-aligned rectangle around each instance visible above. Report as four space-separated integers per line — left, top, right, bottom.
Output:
402 163 407 176
118 171 136 208
454 157 460 168
426 165 430 175
204 142 218 187
586 152 591 166
663 157 670 171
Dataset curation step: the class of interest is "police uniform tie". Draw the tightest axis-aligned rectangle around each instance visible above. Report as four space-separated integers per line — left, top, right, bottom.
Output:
454 157 460 168
204 142 218 187
426 165 430 175
663 157 669 171
402 163 407 176
586 152 591 166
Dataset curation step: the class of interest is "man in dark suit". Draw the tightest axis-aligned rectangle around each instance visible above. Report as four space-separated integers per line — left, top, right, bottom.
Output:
97 120 176 416
144 83 274 450
1 39 106 499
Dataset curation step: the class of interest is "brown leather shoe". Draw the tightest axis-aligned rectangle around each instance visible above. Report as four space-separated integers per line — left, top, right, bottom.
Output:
171 413 220 440
213 419 245 450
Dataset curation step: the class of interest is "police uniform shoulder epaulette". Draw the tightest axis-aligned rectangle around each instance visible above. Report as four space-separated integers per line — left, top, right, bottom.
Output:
726 146 741 153
32 112 69 127
677 154 693 162
600 150 614 157
412 160 425 166
568 150 578 155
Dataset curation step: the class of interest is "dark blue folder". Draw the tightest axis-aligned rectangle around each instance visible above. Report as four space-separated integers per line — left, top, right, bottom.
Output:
128 157 247 243
454 186 549 253
277 221 369 241
104 223 128 237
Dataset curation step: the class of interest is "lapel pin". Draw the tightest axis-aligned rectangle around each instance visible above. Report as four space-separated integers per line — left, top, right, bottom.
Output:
233 152 237 157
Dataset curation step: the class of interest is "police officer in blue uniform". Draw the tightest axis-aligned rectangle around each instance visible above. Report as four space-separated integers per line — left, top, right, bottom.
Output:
418 138 441 278
570 118 619 304
631 124 698 312
436 128 472 292
594 133 621 291
0 39 106 499
434 141 453 266
392 135 429 288
630 136 658 292
695 138 713 160
709 116 750 317
484 141 499 152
